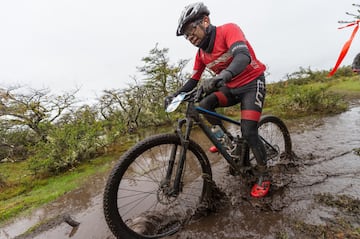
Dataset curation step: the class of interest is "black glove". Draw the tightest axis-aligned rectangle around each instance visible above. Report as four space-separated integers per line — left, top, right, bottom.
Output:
164 94 175 110
202 70 233 94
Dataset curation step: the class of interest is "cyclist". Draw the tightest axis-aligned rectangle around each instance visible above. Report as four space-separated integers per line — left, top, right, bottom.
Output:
352 53 360 73
165 2 270 198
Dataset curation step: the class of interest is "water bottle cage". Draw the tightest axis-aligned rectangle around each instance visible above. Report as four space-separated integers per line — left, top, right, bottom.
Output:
228 136 244 159
228 145 238 156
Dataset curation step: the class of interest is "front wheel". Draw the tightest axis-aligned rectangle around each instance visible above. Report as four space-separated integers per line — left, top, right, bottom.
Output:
103 133 212 239
258 115 292 165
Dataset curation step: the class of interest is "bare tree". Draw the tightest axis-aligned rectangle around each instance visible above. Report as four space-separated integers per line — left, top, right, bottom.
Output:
97 44 191 133
138 44 189 98
338 3 360 24
98 77 145 132
0 86 78 141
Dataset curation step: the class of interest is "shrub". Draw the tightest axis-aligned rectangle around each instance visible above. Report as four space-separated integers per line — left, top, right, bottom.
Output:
275 85 348 117
28 118 108 175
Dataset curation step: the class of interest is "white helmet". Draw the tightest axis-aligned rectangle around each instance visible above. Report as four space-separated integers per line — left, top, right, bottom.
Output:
176 2 210 36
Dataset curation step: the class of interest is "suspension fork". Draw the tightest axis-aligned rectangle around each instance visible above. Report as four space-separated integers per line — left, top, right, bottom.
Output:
163 117 193 196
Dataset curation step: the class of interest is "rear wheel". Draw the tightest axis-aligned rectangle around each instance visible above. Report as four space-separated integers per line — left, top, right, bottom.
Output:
258 115 292 165
103 133 212 239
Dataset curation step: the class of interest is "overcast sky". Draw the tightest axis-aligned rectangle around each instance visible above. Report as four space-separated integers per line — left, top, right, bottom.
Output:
0 0 359 101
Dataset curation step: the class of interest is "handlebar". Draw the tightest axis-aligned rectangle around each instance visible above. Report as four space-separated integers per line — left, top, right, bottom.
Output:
175 87 203 103
166 78 226 113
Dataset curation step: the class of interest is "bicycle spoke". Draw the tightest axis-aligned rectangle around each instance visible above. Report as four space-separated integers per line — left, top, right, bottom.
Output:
121 191 157 218
103 134 210 238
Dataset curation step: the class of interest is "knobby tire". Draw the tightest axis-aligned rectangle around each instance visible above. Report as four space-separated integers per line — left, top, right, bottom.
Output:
103 133 212 239
258 115 292 163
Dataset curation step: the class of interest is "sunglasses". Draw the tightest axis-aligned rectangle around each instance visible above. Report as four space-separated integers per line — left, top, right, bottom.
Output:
183 20 202 39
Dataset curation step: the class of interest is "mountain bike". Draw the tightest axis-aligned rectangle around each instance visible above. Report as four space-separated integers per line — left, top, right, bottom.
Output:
103 86 292 239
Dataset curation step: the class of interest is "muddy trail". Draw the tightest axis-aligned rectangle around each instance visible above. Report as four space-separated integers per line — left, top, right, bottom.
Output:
1 104 360 239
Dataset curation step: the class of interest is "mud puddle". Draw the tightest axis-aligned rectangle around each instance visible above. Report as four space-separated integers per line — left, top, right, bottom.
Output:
1 105 360 239
0 172 115 239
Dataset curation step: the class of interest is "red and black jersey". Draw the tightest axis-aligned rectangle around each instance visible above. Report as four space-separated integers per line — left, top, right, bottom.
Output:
191 23 266 88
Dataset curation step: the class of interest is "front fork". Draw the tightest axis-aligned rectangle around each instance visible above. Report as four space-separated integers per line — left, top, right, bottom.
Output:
161 118 193 197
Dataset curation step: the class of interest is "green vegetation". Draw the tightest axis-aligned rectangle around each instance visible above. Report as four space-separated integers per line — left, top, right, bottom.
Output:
264 67 360 118
1 45 360 226
0 154 118 225
315 193 360 214
293 218 360 239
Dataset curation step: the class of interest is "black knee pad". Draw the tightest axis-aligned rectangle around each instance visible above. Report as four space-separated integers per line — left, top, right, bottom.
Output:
199 94 218 110
199 94 221 125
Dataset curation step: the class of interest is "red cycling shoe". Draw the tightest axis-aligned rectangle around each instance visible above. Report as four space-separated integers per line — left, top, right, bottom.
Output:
209 146 218 153
251 180 270 198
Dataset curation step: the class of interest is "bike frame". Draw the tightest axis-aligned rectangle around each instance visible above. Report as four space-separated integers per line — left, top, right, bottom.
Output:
167 100 242 195
164 89 279 196
195 106 241 167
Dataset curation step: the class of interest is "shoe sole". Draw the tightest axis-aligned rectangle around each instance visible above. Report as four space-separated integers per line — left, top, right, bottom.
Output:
250 181 270 198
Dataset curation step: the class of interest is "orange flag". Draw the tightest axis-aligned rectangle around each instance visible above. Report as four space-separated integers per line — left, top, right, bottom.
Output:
328 20 360 77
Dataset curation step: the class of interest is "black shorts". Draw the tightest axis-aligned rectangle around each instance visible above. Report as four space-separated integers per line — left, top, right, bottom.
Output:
200 74 266 122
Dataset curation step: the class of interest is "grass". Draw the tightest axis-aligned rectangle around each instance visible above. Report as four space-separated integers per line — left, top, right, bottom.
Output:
331 76 360 91
0 154 116 226
263 75 360 118
315 193 360 214
328 77 360 100
293 218 360 239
